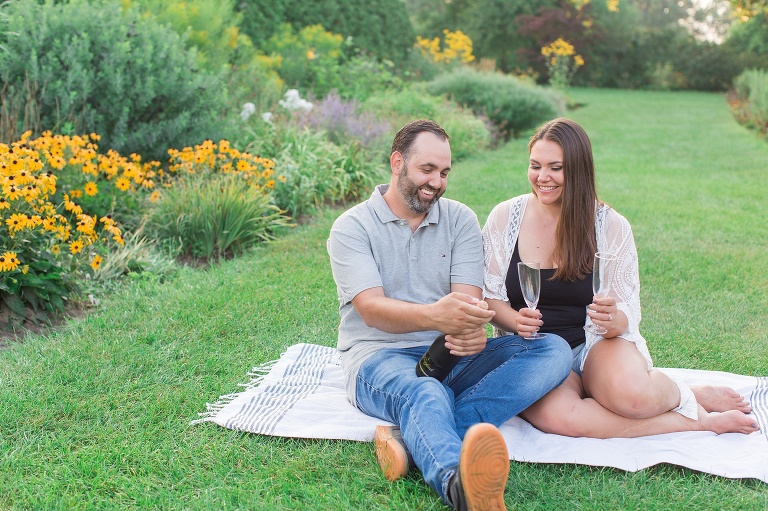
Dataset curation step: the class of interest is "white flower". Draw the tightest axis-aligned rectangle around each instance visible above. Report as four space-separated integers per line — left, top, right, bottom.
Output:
240 102 256 121
261 112 273 123
279 89 313 112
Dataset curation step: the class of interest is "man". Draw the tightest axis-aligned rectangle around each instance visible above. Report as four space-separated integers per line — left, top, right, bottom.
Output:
327 119 572 511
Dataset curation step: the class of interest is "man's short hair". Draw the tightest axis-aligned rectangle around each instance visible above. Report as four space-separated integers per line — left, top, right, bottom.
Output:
390 119 449 165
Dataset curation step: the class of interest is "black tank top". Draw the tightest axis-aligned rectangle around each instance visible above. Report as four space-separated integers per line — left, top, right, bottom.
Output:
506 241 593 348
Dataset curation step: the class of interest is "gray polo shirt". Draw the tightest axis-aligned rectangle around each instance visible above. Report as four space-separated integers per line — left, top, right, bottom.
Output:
327 184 484 406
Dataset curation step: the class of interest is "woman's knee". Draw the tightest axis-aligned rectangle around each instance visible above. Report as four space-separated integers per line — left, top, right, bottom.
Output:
597 381 662 419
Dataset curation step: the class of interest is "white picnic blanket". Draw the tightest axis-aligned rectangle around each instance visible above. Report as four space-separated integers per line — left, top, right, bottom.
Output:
192 343 768 483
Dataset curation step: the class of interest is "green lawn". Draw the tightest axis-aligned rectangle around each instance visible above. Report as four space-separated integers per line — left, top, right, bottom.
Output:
1 88 767 510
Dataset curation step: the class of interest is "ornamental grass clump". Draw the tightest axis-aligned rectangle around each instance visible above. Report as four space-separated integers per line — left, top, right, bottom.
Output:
0 132 127 329
148 139 292 261
147 173 291 261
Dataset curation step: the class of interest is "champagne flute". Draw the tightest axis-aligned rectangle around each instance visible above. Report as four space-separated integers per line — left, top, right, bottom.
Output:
517 261 545 340
584 252 618 335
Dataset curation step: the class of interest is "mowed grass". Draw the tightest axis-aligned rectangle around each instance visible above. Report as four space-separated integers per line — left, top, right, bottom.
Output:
1 88 767 510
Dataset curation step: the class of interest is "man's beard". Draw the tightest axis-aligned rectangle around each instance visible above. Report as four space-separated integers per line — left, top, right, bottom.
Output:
397 167 443 214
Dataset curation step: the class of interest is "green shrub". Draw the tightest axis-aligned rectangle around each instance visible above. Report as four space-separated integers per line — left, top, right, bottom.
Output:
669 40 749 92
260 24 344 97
335 53 404 102
731 68 768 135
0 0 229 161
246 124 381 219
237 0 415 64
364 85 491 159
146 173 291 261
123 0 246 73
426 67 564 141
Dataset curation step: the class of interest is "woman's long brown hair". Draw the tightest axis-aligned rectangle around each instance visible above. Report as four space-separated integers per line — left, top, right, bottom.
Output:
528 118 598 281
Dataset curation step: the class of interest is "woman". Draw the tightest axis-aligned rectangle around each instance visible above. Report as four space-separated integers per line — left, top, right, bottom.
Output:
481 117 759 437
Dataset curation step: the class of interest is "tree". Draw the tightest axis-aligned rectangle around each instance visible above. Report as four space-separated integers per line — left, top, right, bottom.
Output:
238 0 415 64
729 0 768 20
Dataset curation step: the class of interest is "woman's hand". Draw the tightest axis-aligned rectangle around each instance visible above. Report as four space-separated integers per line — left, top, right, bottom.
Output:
516 306 543 339
587 295 627 338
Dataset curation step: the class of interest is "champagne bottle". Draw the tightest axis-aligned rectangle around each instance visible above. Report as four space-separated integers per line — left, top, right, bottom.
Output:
415 333 459 380
415 300 488 381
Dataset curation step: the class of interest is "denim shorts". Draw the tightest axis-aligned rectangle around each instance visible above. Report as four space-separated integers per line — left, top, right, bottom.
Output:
571 343 586 376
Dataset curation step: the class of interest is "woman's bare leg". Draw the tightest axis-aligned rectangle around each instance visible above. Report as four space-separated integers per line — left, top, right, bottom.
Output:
522 372 760 438
581 338 680 419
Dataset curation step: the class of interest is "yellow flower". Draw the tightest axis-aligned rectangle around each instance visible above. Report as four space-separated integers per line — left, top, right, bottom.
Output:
0 251 20 272
21 264 29 274
3 185 21 201
69 189 83 198
0 197 9 209
6 213 27 232
42 217 57 231
84 182 98 196
307 49 316 59
69 240 85 254
149 190 161 203
115 177 131 191
51 244 60 255
90 254 103 271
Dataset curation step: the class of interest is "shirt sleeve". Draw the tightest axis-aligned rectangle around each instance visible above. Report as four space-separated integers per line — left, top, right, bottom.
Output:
327 214 383 306
600 207 642 340
449 204 484 289
482 201 512 301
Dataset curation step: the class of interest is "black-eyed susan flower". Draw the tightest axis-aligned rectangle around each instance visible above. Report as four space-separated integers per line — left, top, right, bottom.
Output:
0 251 20 272
90 254 103 271
115 177 131 191
69 240 85 254
4 185 21 201
84 182 98 196
6 213 28 232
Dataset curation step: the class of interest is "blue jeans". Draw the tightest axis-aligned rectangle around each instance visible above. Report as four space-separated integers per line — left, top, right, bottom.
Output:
355 334 572 504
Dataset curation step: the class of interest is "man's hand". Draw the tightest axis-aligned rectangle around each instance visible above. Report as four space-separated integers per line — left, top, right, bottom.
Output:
444 328 488 356
430 293 495 336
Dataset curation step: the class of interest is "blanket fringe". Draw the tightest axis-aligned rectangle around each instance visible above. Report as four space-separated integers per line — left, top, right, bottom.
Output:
190 358 278 425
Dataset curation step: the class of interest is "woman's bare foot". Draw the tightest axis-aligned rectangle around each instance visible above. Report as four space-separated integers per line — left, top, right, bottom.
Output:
691 385 752 413
697 406 760 435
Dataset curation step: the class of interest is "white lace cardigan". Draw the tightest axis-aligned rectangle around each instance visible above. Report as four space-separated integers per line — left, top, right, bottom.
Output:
481 194 652 370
